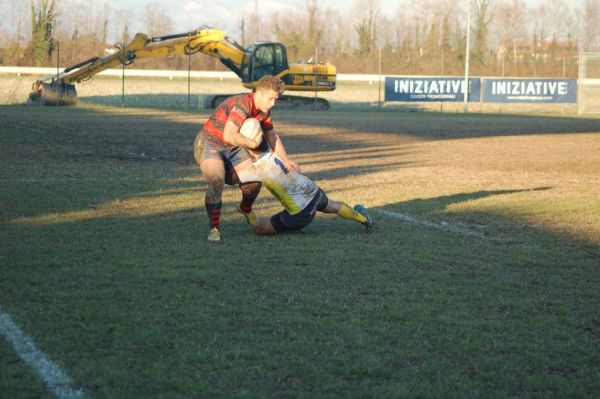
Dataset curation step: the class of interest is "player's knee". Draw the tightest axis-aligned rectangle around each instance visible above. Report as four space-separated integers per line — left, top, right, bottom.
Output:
205 192 222 204
209 179 225 193
240 181 262 197
225 168 239 185
205 180 224 202
254 220 277 235
253 223 267 235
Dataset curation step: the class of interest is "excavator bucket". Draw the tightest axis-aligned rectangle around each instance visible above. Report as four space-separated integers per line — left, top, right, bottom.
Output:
39 82 78 106
27 81 78 106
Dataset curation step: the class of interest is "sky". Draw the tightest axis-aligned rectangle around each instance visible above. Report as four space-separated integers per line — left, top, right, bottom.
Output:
57 0 586 42
50 0 585 44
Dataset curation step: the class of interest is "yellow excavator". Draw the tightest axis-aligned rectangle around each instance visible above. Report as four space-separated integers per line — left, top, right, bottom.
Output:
28 26 336 109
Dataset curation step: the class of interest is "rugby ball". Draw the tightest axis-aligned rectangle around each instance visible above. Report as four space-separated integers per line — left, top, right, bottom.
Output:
239 118 263 144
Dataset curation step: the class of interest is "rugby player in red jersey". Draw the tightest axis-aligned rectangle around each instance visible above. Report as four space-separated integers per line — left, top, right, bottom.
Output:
193 76 299 242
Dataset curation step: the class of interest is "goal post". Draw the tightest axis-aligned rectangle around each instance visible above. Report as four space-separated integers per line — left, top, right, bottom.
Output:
578 52 600 114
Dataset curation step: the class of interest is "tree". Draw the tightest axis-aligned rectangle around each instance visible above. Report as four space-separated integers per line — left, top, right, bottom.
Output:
493 0 528 75
353 0 381 56
472 0 496 65
388 0 460 75
0 0 584 75
30 0 56 66
114 8 134 46
248 0 262 43
493 0 528 45
272 1 326 61
142 2 174 37
0 0 28 65
239 14 247 47
454 17 467 65
4 0 28 48
538 0 573 41
581 0 600 51
306 0 322 54
319 7 342 58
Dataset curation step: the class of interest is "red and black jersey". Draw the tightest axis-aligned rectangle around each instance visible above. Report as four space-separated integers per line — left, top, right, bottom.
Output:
202 93 274 145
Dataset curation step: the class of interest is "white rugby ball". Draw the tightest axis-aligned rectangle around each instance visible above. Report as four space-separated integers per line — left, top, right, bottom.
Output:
239 118 263 144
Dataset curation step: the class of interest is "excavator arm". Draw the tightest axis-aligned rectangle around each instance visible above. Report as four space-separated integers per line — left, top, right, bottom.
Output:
28 27 246 105
28 25 336 109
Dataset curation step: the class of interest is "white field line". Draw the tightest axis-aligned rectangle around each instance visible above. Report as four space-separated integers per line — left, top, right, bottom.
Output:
375 209 544 250
0 306 86 399
374 209 488 240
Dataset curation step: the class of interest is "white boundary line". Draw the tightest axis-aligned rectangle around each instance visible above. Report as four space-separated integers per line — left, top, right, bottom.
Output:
374 209 488 239
0 306 86 399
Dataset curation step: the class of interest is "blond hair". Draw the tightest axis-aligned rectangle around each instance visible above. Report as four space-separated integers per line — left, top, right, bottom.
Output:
255 75 285 94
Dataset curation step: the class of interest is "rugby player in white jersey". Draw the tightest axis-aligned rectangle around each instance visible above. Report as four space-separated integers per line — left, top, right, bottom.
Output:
235 147 373 235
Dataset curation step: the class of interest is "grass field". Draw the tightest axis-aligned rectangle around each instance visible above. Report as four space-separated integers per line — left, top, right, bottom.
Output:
1 103 599 398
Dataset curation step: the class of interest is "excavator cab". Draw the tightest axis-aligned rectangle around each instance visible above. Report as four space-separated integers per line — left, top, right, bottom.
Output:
241 42 290 87
240 41 336 99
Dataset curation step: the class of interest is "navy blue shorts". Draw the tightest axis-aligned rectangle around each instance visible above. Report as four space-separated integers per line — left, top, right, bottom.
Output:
270 188 329 233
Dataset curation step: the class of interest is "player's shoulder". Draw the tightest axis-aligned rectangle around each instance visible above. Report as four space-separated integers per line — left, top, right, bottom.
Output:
225 94 251 110
223 94 251 122
235 93 253 107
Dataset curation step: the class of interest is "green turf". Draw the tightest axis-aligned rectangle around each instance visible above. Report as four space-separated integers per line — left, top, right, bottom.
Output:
1 105 599 398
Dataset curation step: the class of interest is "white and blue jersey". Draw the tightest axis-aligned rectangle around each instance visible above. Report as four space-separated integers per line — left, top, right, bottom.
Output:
237 151 319 215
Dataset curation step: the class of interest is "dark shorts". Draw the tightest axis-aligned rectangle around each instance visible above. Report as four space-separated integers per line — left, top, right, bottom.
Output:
193 131 251 170
270 188 329 233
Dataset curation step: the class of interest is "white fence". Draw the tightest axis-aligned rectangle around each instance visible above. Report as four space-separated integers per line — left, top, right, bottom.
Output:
0 66 383 83
2 66 590 113
578 53 600 114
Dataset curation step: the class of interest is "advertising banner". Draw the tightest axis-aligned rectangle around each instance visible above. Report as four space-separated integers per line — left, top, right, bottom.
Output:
482 78 577 103
384 77 481 102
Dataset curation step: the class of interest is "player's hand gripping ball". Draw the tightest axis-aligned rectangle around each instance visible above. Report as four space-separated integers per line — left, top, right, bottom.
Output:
239 118 263 148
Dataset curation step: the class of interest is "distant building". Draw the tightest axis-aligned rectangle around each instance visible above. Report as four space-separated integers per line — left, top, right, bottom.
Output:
496 39 577 62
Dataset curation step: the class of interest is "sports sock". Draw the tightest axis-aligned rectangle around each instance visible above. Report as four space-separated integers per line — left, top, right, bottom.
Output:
239 197 253 214
205 200 222 229
239 182 260 213
337 203 367 223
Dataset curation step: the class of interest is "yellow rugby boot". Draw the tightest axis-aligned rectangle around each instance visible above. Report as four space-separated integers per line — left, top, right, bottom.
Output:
236 204 257 226
207 227 221 242
354 205 374 230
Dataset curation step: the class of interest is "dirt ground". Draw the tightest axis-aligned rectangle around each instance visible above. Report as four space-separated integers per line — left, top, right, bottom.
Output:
2 104 599 242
